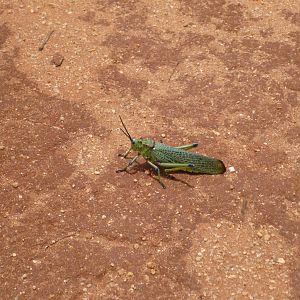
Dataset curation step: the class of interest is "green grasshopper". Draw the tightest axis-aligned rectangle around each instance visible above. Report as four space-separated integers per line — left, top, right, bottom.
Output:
116 116 226 188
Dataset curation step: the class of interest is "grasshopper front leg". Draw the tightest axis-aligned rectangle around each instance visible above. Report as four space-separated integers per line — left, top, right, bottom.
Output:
118 147 132 158
116 155 140 173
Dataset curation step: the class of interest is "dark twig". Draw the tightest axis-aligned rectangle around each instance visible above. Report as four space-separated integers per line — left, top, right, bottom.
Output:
168 61 180 82
45 232 76 250
241 198 248 220
38 30 54 51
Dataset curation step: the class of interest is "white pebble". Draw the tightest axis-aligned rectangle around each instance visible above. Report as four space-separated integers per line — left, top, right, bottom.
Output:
228 166 236 173
276 257 285 264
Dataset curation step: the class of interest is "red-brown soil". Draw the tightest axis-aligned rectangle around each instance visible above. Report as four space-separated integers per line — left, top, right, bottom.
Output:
1 1 299 299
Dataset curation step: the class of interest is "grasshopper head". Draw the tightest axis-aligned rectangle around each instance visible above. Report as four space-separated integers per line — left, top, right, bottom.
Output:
131 137 154 152
118 116 155 154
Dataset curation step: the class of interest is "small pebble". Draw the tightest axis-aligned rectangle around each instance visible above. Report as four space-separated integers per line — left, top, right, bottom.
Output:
133 179 138 183
257 231 263 238
161 133 166 138
32 259 41 264
133 243 139 249
277 257 285 264
12 253 17 257
146 262 155 269
0 145 5 150
85 233 93 240
51 53 64 67
228 166 236 173
127 272 134 277
94 170 100 175
150 269 156 275
12 182 19 188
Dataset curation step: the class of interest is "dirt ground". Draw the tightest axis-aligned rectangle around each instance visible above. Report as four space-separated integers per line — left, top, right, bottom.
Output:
0 0 299 299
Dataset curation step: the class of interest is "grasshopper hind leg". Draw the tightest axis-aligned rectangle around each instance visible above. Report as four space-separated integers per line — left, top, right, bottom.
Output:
176 143 199 150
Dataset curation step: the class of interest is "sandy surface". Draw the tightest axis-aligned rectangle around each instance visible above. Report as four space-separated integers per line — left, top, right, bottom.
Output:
0 0 299 299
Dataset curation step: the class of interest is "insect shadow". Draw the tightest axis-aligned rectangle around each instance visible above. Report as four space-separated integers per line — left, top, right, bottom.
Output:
125 159 195 188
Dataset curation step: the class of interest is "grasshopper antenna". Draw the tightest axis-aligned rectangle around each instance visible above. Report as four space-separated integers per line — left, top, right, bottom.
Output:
119 115 133 142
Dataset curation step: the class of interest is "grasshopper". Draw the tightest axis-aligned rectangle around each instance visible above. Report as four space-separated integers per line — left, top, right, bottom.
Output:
116 116 226 188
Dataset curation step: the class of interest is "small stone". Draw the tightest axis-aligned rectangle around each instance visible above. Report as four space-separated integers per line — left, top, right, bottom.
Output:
127 272 134 277
141 236 147 241
12 253 17 257
161 133 166 138
32 259 41 264
12 182 19 188
82 287 87 292
216 223 221 228
257 231 263 238
228 166 236 173
133 179 138 183
144 170 150 175
87 283 92 288
146 262 155 269
85 233 93 240
22 274 27 279
94 170 100 175
118 269 125 276
53 85 60 94
51 53 64 67
145 182 151 186
150 269 156 275
276 257 285 264
133 243 139 249
0 145 5 150
32 285 37 290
